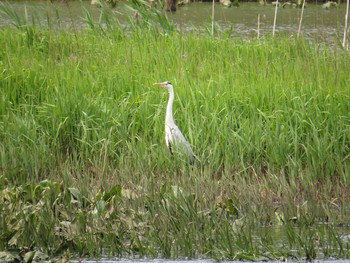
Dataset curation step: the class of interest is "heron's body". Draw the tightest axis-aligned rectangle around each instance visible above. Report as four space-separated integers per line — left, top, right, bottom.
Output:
153 81 196 164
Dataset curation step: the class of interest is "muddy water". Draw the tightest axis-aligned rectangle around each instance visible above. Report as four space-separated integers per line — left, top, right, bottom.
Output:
0 1 347 44
173 2 347 42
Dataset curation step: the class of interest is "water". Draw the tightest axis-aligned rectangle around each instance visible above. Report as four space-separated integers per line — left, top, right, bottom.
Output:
173 2 346 42
0 0 347 45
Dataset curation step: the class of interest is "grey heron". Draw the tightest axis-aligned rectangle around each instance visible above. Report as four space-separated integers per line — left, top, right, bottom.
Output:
153 81 197 164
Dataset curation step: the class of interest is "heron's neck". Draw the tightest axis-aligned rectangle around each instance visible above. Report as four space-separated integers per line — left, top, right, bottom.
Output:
166 87 175 126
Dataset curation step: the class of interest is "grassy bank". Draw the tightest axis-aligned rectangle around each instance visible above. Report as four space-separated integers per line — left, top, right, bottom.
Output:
1 6 350 261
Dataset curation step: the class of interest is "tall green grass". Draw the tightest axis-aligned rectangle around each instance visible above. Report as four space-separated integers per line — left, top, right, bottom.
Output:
0 3 350 260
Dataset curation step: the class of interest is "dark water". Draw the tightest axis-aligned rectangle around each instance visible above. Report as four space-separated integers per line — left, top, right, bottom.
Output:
0 0 348 44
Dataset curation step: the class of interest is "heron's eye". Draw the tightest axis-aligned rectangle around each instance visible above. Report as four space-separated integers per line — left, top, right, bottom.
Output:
167 81 172 85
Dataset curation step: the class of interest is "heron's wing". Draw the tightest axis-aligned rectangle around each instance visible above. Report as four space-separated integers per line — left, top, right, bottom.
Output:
170 126 195 157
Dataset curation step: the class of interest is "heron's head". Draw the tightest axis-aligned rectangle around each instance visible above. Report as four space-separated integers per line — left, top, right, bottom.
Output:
153 81 173 89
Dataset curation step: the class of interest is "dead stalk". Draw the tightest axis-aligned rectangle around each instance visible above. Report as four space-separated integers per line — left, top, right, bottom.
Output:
273 0 278 37
297 0 306 37
212 0 215 36
343 0 349 50
258 14 260 39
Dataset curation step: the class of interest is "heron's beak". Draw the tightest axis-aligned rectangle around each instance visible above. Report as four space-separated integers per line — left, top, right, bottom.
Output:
153 82 166 87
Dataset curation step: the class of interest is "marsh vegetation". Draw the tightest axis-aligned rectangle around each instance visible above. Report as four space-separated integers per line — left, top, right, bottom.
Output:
0 2 350 261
